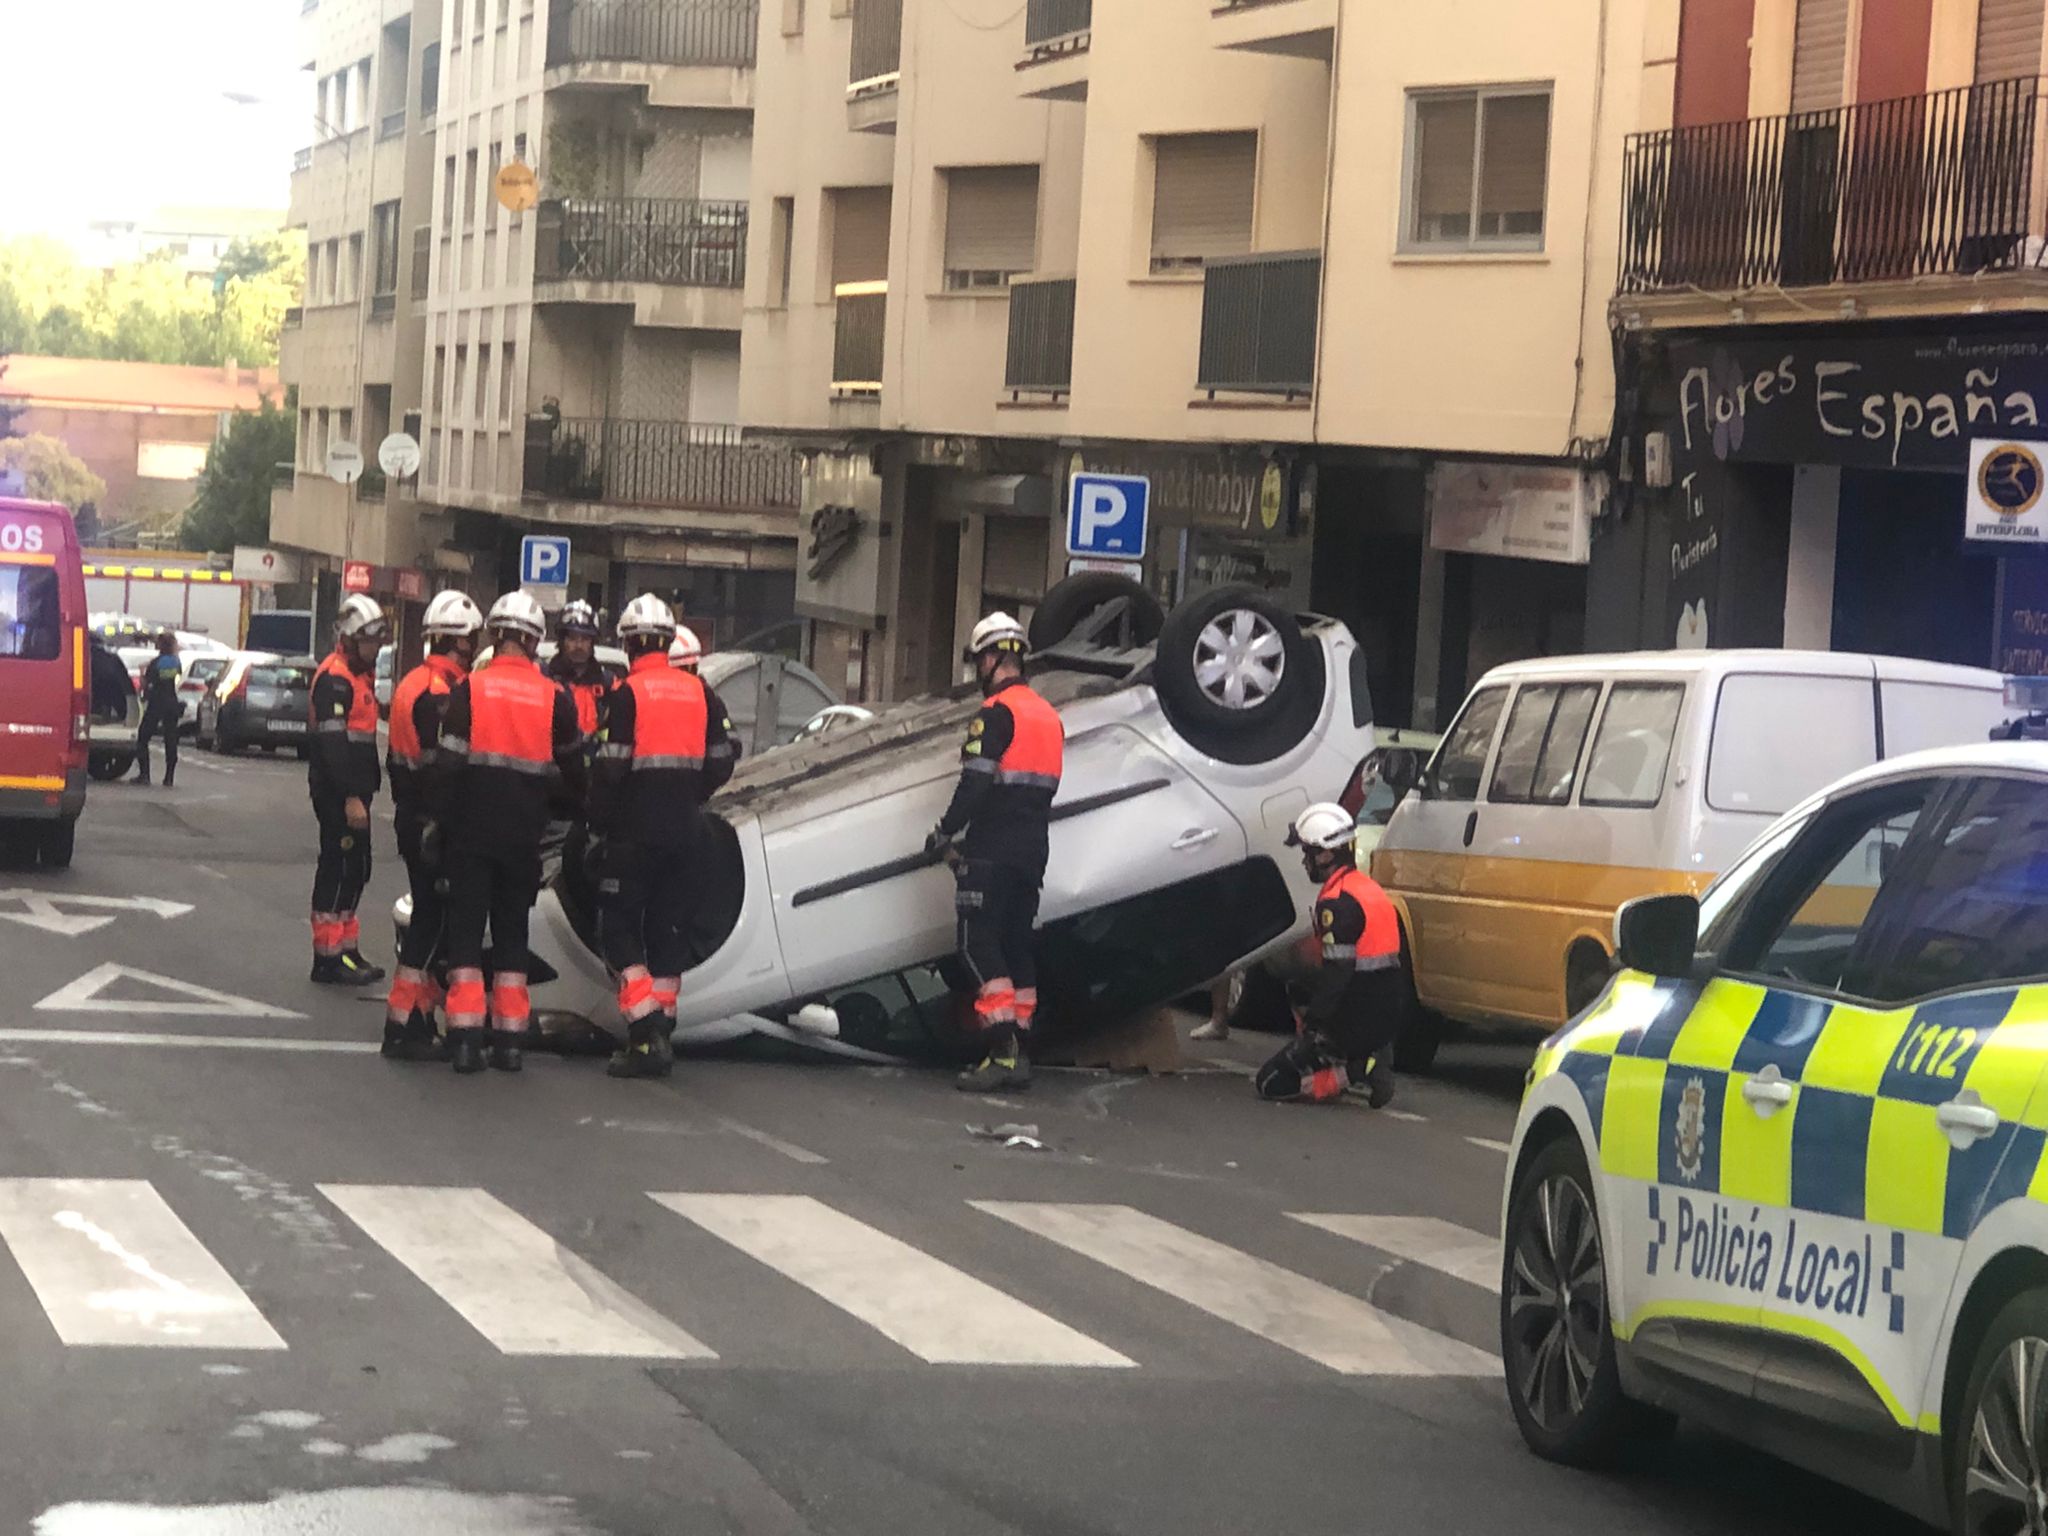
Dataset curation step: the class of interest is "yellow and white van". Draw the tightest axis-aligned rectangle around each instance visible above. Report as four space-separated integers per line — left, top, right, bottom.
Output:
1371 651 2006 1062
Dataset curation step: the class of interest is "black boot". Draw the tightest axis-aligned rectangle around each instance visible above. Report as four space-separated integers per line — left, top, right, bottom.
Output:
337 951 386 985
489 1033 524 1073
956 1037 1031 1092
607 1020 673 1079
381 1014 442 1062
1364 1055 1396 1110
309 955 344 984
450 1028 487 1075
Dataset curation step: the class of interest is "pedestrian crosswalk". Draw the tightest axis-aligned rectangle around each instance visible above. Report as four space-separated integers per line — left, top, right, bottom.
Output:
0 1178 1503 1378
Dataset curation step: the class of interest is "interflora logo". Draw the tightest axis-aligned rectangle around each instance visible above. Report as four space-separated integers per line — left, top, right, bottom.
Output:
1979 442 2045 519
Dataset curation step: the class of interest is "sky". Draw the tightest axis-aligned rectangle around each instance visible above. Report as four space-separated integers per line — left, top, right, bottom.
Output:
0 0 306 235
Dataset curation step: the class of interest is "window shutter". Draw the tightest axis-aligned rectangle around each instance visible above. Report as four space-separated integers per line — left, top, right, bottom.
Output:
1150 132 1257 265
1478 93 1550 237
1790 0 1849 114
1977 0 2045 80
943 166 1040 276
830 187 892 285
1413 95 1478 240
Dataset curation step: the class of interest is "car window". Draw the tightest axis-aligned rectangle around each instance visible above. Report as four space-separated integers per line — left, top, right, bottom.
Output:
1489 682 1599 805
1580 683 1684 808
1855 776 2048 1003
0 566 61 661
1709 673 1875 817
252 665 313 689
188 658 227 682
1422 685 1508 802
1880 680 2005 758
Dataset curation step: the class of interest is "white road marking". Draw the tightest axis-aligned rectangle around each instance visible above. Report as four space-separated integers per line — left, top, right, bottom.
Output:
1466 1137 1513 1155
974 1202 1495 1376
1289 1213 1501 1292
0 1030 375 1053
714 1117 829 1166
654 1193 1132 1367
319 1185 709 1359
1380 1109 1428 1123
34 963 302 1019
0 890 194 938
0 1178 285 1349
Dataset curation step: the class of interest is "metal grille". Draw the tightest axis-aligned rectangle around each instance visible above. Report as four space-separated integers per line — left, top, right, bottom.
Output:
547 0 759 69
527 419 800 509
292 147 313 173
1004 276 1074 394
832 289 886 391
1619 77 2048 294
1196 251 1319 396
849 0 902 87
534 198 748 287
1024 0 1089 47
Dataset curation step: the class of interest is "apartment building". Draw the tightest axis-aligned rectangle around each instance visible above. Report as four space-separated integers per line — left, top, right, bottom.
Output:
742 0 1647 718
1602 0 2048 679
275 0 800 649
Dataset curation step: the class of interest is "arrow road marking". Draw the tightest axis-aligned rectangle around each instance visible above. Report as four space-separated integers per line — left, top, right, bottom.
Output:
0 890 195 937
33 964 302 1020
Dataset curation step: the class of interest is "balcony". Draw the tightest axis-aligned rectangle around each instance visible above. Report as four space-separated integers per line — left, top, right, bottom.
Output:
533 198 747 329
1209 0 1337 59
847 0 901 132
525 418 801 512
1003 276 1075 397
1618 76 2048 322
546 0 758 107
1196 251 1319 397
1016 0 1089 99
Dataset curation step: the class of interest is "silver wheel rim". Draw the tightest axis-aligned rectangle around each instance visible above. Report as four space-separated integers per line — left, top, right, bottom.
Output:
1193 609 1286 711
1505 1169 1607 1434
1967 1336 2048 1535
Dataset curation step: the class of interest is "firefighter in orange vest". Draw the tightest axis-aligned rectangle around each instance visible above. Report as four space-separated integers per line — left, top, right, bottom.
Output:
429 590 585 1074
927 611 1063 1092
1254 802 1403 1107
594 594 737 1079
380 590 484 1061
308 594 389 985
547 599 610 741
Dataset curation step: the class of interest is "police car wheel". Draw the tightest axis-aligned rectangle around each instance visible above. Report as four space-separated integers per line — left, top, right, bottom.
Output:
1955 1290 2048 1535
1502 1137 1647 1465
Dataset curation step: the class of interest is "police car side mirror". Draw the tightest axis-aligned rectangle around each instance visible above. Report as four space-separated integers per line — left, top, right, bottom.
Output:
1614 893 1700 980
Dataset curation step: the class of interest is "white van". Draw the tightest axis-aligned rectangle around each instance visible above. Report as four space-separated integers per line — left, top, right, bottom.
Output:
1371 650 2006 1062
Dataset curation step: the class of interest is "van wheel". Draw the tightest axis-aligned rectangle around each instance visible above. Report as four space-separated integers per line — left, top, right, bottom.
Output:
1953 1289 2048 1534
1565 943 1613 1017
1029 572 1165 652
1393 1007 1445 1072
87 753 132 782
1154 586 1322 765
38 819 75 870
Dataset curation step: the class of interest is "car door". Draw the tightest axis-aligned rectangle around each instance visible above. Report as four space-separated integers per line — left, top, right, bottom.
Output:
1374 682 1509 1015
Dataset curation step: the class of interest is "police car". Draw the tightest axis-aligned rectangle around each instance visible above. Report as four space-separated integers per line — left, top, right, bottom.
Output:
1503 737 2048 1533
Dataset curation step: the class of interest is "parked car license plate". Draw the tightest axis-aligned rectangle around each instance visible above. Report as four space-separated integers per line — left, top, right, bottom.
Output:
270 719 309 734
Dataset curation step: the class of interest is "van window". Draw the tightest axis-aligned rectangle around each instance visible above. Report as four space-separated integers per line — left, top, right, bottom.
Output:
0 566 62 661
1490 682 1600 805
1422 684 1508 801
1880 680 2005 758
1580 683 1684 808
1708 673 1874 817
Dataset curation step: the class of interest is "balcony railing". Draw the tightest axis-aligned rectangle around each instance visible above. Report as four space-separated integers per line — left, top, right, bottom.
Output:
292 146 313 173
1004 276 1075 395
525 418 800 510
546 0 758 70
534 198 748 287
832 285 886 393
1024 0 1089 49
1620 76 2048 294
1196 251 1319 396
849 0 902 89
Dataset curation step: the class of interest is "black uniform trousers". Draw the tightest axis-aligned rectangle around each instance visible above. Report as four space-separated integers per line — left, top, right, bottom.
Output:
442 843 539 975
135 701 179 783
600 836 694 980
1254 969 1408 1101
955 858 1042 1006
310 790 373 915
394 810 444 971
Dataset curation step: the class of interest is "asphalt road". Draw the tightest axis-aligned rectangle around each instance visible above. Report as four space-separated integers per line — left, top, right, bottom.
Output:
0 746 1928 1535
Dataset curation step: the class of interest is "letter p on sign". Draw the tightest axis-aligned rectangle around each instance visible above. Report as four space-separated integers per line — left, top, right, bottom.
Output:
1066 472 1150 560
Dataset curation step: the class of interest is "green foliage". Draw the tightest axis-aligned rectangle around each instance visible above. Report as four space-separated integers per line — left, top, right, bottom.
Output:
179 397 296 553
0 234 305 368
0 434 107 511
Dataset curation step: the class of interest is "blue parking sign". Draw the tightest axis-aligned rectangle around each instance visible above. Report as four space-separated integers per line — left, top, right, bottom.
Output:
520 534 571 588
1066 473 1150 560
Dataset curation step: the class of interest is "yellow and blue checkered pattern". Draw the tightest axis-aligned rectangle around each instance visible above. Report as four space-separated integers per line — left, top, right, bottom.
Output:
1541 974 2048 1242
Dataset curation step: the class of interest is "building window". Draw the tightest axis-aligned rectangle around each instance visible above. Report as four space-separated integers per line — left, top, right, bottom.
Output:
433 346 447 412
1148 132 1256 273
499 343 516 426
305 244 321 304
476 343 492 421
299 408 314 468
442 156 458 236
488 140 504 222
941 165 1039 290
420 42 441 115
1402 86 1551 252
373 203 402 296
454 345 470 421
770 196 795 306
463 150 479 230
325 238 341 301
513 130 528 167
347 233 364 301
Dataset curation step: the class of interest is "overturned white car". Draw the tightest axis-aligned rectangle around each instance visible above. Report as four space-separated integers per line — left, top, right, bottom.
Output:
404 577 1376 1061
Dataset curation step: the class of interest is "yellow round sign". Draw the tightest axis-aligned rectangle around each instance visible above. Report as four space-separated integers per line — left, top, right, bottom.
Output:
494 162 539 213
1259 463 1284 531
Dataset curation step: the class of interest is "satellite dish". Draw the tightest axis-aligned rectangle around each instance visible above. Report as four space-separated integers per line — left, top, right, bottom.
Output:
325 440 364 486
378 432 422 479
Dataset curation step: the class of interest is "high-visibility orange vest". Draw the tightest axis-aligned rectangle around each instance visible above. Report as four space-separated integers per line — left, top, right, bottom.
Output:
988 682 1063 790
387 652 465 768
1318 865 1401 972
621 652 707 769
312 650 379 742
464 654 560 775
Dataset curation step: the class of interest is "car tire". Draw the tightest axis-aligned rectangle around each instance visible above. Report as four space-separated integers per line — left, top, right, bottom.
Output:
1392 1006 1445 1072
1153 585 1322 765
87 753 132 782
38 818 75 870
1952 1287 2048 1535
1502 1137 1666 1466
1028 572 1165 652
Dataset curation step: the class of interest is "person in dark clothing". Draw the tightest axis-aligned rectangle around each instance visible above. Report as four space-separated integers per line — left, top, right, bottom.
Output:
428 589 585 1075
593 593 737 1080
89 636 133 720
546 599 609 742
380 590 485 1061
1253 802 1403 1108
132 632 181 787
308 594 389 985
927 611 1064 1093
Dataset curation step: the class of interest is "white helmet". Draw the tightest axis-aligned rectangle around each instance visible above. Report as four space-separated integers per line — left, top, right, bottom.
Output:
617 592 678 643
1287 801 1356 853
336 593 387 639
668 626 703 669
422 590 484 639
967 610 1027 659
486 590 547 643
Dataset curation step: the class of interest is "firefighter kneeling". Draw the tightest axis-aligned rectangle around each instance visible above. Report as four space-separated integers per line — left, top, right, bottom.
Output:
1254 803 1404 1108
429 591 585 1075
596 594 736 1079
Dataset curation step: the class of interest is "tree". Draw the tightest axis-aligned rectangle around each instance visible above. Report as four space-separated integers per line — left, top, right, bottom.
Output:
179 397 295 553
0 434 105 511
